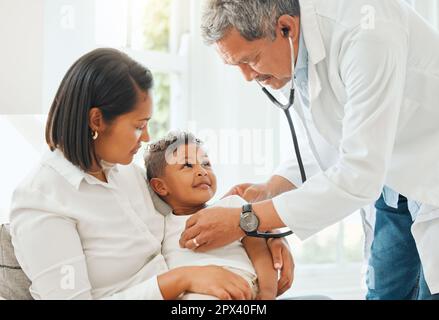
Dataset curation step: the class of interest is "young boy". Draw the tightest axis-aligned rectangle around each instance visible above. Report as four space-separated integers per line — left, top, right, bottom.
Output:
144 131 278 300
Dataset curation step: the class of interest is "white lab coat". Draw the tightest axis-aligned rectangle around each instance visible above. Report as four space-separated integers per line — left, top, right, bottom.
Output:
272 0 439 294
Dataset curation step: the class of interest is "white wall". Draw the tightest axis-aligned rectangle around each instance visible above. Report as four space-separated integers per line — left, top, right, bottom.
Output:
0 0 100 224
0 0 44 114
42 0 97 113
186 0 281 199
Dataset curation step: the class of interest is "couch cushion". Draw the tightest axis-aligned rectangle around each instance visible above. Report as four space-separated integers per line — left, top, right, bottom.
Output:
0 224 33 300
147 182 171 216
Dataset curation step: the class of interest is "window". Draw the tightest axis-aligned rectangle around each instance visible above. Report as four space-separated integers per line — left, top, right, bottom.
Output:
95 0 189 138
94 0 190 166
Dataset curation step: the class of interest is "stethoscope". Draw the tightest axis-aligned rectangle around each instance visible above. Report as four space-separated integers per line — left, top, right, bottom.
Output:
253 31 306 239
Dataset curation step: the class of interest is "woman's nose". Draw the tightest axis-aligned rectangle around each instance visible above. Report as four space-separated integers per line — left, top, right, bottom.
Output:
140 127 150 143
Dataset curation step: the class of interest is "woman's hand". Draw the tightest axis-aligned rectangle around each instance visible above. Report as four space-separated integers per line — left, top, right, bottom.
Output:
158 266 253 300
185 266 253 300
267 238 295 296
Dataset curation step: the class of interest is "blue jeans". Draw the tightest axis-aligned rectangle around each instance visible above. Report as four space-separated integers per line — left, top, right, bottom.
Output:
366 193 439 300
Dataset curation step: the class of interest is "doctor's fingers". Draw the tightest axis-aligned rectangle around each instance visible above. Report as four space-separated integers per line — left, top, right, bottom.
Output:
179 225 202 248
242 185 268 203
183 233 209 251
184 213 200 230
221 183 253 199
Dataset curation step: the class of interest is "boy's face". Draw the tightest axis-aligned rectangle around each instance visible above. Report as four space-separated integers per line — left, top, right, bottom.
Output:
152 143 217 209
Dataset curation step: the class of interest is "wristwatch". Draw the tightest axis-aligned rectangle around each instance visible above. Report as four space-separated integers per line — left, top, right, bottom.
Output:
239 204 295 239
240 204 260 235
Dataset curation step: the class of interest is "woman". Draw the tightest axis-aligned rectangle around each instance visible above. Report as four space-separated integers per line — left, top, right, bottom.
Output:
9 48 255 300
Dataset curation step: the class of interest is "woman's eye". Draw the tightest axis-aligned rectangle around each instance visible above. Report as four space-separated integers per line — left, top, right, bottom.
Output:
136 122 148 131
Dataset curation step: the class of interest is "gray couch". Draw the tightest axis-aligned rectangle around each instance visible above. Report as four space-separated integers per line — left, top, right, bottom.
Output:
0 224 32 300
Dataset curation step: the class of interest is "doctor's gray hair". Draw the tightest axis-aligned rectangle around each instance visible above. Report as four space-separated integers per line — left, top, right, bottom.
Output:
201 0 300 44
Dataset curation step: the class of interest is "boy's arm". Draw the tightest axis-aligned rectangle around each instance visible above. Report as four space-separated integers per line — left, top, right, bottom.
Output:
242 237 278 300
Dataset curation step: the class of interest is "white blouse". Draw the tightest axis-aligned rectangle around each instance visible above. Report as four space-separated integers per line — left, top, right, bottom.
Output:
9 149 168 300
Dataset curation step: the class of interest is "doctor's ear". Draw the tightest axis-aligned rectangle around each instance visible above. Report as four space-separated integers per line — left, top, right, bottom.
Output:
150 178 169 197
277 14 299 40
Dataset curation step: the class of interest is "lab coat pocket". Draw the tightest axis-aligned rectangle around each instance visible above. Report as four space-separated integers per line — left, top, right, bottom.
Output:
411 204 439 295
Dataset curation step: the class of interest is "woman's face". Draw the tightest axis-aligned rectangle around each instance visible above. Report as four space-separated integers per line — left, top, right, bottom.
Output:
93 90 153 165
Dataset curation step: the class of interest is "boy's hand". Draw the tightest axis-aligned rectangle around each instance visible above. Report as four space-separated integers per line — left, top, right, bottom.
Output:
267 238 295 296
256 287 278 300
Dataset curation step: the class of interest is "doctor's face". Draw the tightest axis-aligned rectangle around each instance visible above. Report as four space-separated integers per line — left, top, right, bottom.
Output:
215 23 300 90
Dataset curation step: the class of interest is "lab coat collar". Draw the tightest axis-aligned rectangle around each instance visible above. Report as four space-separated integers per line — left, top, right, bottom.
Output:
43 149 119 190
298 0 325 103
298 0 326 65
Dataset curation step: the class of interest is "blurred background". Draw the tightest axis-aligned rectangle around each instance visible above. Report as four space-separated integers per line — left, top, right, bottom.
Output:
0 0 438 300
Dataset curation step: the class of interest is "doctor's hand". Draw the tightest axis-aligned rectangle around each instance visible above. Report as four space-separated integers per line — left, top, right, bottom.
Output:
179 206 244 252
267 238 295 296
222 183 272 203
223 176 296 203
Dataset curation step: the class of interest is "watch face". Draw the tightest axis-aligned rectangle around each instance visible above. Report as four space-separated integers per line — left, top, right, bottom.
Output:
240 212 259 233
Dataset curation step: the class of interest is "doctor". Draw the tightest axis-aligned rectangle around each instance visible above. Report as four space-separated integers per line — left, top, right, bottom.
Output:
180 0 439 300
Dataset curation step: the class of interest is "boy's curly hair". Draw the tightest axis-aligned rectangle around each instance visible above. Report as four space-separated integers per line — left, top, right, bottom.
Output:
144 131 203 181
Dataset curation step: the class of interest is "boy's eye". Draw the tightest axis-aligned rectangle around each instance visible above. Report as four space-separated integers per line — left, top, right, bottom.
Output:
183 162 193 168
202 161 211 168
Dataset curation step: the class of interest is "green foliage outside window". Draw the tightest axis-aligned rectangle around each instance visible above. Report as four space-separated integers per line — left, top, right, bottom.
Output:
142 0 171 138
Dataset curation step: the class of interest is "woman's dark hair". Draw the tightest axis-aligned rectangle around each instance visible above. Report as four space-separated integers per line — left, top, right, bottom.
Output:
45 48 153 172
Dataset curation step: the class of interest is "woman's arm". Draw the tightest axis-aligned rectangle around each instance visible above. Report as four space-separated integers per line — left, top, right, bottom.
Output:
242 237 278 300
11 208 94 300
158 266 254 300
